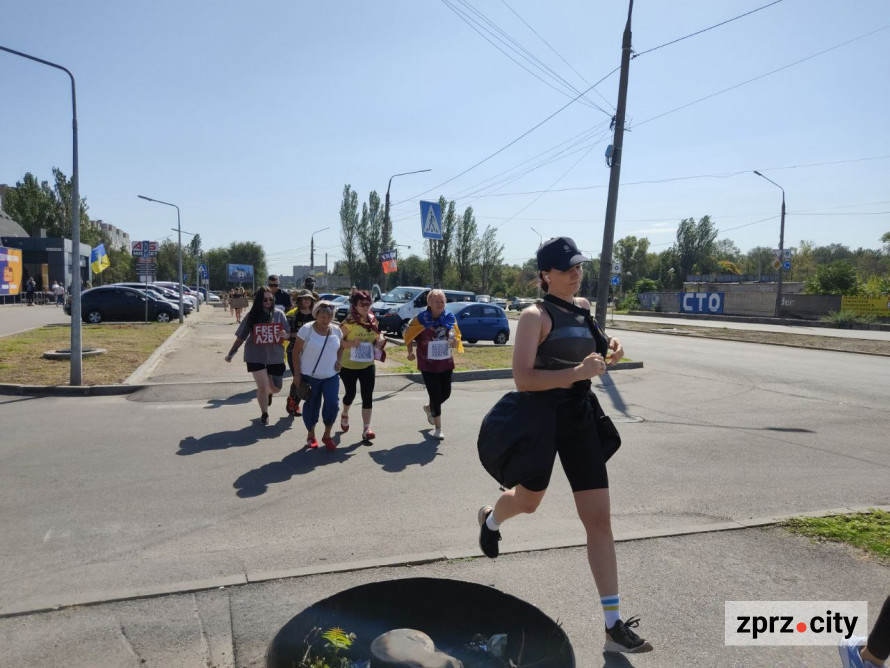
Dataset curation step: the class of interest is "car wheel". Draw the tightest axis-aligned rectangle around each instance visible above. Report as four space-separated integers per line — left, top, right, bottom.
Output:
157 311 172 323
494 330 508 345
86 310 102 324
465 338 478 344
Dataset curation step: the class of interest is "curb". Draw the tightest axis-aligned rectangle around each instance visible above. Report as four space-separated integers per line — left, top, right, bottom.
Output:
2 504 884 619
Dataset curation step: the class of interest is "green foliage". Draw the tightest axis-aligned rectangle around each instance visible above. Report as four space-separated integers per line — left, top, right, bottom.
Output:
862 274 890 297
674 215 718 277
296 627 355 668
478 225 504 293
616 293 640 310
614 235 650 284
453 206 480 289
633 278 658 293
717 260 741 275
820 310 876 327
358 190 383 287
783 510 889 561
803 260 862 295
339 185 361 285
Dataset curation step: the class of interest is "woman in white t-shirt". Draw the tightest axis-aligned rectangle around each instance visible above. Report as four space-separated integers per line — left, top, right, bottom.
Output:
291 301 343 450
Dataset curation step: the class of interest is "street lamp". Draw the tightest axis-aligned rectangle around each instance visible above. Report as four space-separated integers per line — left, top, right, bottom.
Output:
2 45 83 385
382 168 430 290
753 170 787 318
309 226 330 282
138 195 184 323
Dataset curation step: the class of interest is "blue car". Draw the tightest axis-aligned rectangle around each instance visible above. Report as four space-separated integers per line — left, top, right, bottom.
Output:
446 301 510 345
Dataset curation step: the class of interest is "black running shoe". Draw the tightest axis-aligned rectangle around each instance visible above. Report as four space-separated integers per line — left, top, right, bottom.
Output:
260 412 269 425
604 616 653 653
477 506 501 558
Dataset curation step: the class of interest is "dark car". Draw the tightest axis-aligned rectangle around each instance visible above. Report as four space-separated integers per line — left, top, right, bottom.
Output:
446 301 510 345
114 282 193 314
64 286 180 323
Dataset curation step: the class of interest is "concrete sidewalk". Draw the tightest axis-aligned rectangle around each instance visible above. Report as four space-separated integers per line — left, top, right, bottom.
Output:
3 523 886 667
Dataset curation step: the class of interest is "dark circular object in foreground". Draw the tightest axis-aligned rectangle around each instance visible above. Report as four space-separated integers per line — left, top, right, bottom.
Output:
267 577 574 667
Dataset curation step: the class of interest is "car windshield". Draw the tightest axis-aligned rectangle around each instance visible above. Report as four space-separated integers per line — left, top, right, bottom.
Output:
380 289 420 303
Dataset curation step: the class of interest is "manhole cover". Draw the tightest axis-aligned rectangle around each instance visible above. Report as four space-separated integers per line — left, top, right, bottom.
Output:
267 577 574 667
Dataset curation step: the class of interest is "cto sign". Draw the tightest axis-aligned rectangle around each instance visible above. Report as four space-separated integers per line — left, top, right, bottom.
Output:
681 292 724 314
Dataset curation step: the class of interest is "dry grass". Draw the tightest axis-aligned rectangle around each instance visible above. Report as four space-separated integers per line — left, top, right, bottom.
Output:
0 323 178 386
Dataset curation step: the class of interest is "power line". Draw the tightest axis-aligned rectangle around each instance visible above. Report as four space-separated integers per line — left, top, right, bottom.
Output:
396 64 621 206
632 25 890 129
441 0 613 115
632 0 785 59
498 0 616 111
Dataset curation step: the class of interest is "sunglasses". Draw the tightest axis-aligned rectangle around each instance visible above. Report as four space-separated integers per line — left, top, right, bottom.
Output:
268 283 279 287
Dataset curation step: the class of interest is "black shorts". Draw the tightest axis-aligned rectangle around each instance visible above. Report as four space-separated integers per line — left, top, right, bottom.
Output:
246 362 286 377
522 398 609 493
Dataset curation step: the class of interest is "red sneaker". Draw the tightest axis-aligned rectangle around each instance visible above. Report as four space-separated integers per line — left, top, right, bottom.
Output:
306 435 318 449
362 428 376 440
322 436 336 451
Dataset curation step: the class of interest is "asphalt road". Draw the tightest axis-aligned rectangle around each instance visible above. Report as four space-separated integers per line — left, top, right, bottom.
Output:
0 303 69 338
1 328 887 617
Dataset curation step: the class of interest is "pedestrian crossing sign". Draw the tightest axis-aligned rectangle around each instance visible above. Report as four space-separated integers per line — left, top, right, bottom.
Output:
420 201 443 240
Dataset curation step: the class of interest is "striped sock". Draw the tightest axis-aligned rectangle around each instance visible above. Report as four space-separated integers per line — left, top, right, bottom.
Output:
601 595 621 628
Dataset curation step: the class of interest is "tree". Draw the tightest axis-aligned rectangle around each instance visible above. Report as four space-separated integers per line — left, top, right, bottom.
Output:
452 206 479 289
717 260 742 275
357 190 382 287
397 254 430 286
2 168 97 245
204 247 230 290
478 226 504 293
428 196 456 287
793 239 818 281
803 260 862 295
743 246 776 277
674 215 718 279
812 243 852 265
339 185 361 285
882 231 890 253
714 238 741 263
614 235 650 285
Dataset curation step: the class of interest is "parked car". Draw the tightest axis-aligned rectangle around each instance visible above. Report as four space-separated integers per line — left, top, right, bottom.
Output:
446 301 510 345
509 296 536 311
206 292 221 303
153 282 199 308
64 286 181 323
113 282 193 314
476 294 492 303
492 297 508 309
371 286 477 336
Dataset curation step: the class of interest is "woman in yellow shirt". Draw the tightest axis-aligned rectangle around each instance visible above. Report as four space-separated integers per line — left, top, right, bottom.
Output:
338 290 386 440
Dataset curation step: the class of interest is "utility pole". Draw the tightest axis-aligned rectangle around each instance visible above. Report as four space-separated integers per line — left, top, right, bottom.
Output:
595 0 634 327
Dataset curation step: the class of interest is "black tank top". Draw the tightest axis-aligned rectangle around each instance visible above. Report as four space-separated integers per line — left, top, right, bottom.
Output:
534 298 598 371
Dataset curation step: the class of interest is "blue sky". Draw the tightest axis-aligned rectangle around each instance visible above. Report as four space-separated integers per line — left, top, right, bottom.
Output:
2 0 888 276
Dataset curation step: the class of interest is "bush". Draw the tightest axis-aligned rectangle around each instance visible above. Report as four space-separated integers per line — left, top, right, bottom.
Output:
616 293 640 310
821 310 877 328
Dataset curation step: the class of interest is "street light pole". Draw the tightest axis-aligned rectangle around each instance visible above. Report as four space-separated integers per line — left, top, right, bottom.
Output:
310 226 330 281
753 171 786 318
138 195 184 323
531 227 544 298
382 168 430 291
2 45 83 385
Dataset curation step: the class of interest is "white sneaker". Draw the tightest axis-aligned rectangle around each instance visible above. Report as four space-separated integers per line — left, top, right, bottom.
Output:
433 428 445 440
423 405 434 426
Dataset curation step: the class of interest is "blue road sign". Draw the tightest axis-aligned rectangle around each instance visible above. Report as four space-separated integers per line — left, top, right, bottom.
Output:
420 200 443 240
610 274 621 286
198 263 208 280
782 260 791 271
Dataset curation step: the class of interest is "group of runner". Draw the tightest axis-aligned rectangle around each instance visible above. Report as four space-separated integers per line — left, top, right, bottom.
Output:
224 277 460 444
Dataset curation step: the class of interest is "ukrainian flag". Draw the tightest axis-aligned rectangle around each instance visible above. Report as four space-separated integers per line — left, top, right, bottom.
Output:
90 244 111 274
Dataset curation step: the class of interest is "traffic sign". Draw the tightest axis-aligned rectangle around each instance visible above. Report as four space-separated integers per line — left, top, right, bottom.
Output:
132 240 158 257
198 263 208 280
419 201 443 240
611 261 622 274
772 259 781 270
782 260 791 271
610 275 621 286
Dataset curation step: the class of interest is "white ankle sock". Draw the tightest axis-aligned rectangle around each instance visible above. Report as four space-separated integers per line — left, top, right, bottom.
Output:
486 511 501 531
601 595 621 628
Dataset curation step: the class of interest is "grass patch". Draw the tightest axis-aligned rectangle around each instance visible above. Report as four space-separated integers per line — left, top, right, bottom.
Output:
782 510 890 562
0 323 178 386
383 342 514 373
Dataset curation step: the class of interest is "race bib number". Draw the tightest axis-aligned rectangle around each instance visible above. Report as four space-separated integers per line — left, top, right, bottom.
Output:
252 323 285 345
350 342 374 363
427 339 452 361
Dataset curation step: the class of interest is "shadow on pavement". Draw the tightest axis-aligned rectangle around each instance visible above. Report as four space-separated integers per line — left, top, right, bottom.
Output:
368 431 442 472
202 389 261 409
601 652 636 667
177 416 293 454
233 441 363 498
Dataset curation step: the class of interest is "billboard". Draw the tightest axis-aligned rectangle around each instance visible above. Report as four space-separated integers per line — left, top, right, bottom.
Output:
0 246 23 296
227 263 254 283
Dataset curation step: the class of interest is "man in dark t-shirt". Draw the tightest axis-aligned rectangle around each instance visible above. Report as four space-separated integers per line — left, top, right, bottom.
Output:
267 275 291 312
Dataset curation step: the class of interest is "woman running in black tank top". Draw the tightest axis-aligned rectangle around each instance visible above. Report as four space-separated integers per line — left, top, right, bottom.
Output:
477 237 653 655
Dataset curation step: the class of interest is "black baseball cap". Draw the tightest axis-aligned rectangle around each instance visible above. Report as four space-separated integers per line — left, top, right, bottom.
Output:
536 236 590 271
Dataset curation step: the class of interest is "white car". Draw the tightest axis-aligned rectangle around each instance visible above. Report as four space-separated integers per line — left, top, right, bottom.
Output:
207 293 221 303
